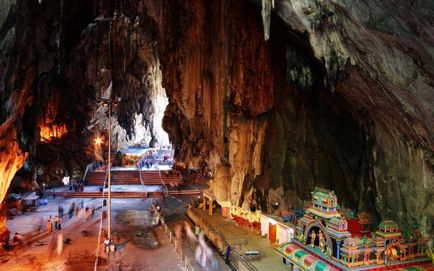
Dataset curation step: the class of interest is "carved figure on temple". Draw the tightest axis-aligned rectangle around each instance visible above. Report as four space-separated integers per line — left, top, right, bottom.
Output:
310 230 316 247
318 230 326 252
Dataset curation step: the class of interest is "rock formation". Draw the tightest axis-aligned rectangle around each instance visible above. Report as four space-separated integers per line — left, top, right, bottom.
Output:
0 0 433 245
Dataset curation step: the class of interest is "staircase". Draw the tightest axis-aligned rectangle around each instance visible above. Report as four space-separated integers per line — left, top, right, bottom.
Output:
139 170 162 185
86 170 141 185
140 170 183 186
63 189 201 198
86 171 106 185
85 169 183 186
113 170 142 184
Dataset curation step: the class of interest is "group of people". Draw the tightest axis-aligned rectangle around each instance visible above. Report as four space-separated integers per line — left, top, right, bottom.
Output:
69 179 84 192
0 199 98 254
47 215 62 233
138 159 154 169
1 232 27 252
45 200 95 234
66 200 95 221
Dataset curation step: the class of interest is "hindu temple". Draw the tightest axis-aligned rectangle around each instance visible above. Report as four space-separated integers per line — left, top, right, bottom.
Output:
0 0 433 270
277 187 431 270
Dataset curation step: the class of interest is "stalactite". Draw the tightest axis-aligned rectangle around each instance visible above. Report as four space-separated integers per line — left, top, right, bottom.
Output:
261 0 274 41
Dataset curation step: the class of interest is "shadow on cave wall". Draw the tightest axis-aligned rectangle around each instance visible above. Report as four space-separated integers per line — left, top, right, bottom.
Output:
254 13 378 222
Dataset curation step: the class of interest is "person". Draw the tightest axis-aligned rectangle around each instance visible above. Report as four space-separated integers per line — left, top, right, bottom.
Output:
68 202 75 219
225 246 231 264
57 216 62 230
104 238 111 253
54 215 59 230
85 207 91 220
150 203 156 214
57 233 63 256
47 218 53 233
2 238 10 252
58 205 64 218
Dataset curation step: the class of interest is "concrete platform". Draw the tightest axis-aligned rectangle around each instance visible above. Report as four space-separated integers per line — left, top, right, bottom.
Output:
108 165 173 171
87 185 163 193
187 208 290 271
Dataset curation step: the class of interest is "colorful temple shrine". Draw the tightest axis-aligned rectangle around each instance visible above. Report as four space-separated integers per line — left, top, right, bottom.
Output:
275 187 432 271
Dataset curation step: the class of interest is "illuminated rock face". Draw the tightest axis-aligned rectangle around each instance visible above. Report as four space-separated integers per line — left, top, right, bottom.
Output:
0 0 433 243
0 122 27 241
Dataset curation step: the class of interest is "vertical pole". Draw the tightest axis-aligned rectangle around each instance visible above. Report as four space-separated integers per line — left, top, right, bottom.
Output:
107 102 112 240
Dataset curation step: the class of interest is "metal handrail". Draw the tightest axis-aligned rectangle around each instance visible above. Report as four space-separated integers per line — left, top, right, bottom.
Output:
157 166 169 197
82 162 95 184
93 168 109 271
160 217 196 271
188 208 259 271
138 166 144 186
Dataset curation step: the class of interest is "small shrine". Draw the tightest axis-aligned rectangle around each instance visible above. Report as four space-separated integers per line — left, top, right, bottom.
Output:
202 190 217 215
357 212 371 235
276 187 432 271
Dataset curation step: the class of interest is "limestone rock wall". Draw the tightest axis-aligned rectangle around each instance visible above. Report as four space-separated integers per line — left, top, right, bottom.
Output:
145 1 276 209
0 0 432 243
146 0 434 235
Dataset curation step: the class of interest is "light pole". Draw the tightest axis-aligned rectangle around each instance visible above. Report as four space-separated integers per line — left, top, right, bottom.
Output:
101 97 120 241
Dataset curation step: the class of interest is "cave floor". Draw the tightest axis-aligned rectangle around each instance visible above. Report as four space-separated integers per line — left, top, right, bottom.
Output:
2 190 229 271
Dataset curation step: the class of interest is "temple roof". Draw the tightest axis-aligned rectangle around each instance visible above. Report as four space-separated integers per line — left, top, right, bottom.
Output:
378 220 399 231
311 187 338 208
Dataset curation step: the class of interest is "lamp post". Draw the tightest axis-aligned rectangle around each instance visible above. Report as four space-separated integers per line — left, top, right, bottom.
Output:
101 97 120 241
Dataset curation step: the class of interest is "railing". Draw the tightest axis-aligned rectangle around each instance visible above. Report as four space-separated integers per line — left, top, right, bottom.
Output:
138 166 144 186
160 216 196 271
82 162 95 184
94 170 109 271
188 208 258 271
156 166 169 198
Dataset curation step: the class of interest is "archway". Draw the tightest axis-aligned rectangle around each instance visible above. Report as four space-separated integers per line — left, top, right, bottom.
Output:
384 242 405 262
304 221 333 253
